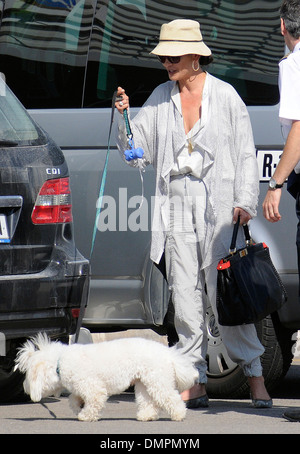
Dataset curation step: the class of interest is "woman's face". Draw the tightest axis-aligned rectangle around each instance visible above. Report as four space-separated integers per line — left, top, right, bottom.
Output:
161 54 197 82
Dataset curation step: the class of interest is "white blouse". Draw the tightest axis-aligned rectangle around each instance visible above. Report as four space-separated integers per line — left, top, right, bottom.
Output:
117 74 259 266
170 82 208 178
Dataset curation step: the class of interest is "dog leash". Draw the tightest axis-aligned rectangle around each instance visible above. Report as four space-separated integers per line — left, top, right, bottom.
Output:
74 92 118 343
75 92 144 343
89 91 119 258
89 92 144 258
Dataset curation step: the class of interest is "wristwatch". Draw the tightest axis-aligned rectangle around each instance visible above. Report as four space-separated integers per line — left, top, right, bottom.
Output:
268 177 284 190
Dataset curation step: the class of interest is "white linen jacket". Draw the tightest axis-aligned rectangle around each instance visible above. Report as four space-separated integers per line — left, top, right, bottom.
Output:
117 73 259 268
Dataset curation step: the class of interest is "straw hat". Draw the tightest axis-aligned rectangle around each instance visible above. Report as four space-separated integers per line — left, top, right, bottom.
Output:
151 19 211 57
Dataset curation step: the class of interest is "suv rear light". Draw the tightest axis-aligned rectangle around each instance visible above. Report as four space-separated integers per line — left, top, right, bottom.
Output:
32 177 73 224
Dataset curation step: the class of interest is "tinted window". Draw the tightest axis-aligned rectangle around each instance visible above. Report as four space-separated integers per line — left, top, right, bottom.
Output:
84 0 283 107
0 75 45 144
0 0 94 108
0 0 284 108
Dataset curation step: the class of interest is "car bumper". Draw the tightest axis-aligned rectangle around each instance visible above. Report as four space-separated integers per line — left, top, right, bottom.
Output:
0 249 90 340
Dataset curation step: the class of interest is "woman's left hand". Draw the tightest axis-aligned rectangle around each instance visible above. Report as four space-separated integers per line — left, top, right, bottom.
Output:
233 207 251 225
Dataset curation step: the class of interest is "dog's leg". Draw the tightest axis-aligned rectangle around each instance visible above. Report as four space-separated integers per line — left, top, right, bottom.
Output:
69 394 84 416
141 377 187 421
159 390 187 421
135 381 159 421
77 389 108 422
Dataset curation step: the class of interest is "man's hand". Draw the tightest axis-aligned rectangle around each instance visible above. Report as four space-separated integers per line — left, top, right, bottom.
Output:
262 189 282 222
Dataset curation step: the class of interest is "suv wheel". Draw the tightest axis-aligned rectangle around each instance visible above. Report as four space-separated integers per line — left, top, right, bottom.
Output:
206 305 294 398
0 341 28 403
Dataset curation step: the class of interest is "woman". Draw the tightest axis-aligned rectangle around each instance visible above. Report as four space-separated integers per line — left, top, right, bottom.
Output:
116 19 271 408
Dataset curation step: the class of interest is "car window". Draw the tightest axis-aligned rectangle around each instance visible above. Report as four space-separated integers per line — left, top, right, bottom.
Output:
0 0 283 108
83 0 284 107
0 0 93 108
0 75 46 145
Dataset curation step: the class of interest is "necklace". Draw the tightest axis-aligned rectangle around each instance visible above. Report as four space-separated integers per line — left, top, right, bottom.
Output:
188 139 193 155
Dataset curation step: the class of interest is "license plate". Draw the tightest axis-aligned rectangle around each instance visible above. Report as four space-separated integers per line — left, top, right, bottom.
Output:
0 214 10 243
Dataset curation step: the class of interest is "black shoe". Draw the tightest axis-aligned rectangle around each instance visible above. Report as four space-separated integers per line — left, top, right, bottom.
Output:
283 409 300 422
184 394 209 409
251 398 273 409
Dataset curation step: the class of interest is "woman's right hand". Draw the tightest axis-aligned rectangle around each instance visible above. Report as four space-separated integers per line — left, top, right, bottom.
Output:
115 86 129 114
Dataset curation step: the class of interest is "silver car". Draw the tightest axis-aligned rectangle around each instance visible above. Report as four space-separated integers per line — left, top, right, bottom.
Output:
0 0 297 398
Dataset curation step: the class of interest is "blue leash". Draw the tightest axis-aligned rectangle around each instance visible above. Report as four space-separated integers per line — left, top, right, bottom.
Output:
78 92 144 342
89 91 118 258
89 92 144 258
76 92 119 342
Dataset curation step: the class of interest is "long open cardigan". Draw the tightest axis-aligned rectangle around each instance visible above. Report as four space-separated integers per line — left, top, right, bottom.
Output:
117 73 259 269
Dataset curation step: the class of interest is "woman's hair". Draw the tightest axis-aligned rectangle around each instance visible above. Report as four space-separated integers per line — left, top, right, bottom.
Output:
199 55 214 66
280 0 300 39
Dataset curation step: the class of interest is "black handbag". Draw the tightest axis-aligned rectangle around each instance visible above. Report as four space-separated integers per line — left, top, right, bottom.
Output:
216 219 287 326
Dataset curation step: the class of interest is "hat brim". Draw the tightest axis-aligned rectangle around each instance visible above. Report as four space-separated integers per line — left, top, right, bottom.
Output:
150 41 211 57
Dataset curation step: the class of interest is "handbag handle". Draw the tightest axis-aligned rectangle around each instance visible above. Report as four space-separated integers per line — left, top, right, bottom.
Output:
229 215 252 253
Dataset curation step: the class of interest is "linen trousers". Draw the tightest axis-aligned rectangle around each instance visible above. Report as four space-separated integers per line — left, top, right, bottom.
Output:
165 174 265 384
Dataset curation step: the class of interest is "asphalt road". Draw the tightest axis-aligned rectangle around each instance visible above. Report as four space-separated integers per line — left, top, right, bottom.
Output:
1 332 300 436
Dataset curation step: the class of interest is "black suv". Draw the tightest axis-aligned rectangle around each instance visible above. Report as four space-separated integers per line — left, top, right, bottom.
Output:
0 76 90 402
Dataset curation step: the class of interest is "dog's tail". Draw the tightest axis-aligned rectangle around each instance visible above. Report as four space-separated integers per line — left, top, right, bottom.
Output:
170 348 199 393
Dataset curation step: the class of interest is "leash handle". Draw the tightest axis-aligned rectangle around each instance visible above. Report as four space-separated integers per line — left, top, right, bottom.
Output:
115 94 144 161
123 109 132 139
115 95 132 138
116 93 145 207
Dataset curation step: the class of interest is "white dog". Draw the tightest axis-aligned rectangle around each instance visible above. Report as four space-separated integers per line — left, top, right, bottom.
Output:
14 333 198 422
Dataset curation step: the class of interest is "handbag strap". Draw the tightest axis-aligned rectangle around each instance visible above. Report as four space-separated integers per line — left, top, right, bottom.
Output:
229 215 252 253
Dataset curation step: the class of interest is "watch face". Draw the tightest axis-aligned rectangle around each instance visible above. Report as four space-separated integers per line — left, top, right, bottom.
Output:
269 178 276 189
269 178 282 189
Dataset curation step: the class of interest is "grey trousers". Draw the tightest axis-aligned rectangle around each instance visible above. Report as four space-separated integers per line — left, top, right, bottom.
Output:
165 174 264 384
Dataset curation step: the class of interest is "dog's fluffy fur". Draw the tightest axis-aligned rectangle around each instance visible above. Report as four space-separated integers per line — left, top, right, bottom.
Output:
15 333 198 422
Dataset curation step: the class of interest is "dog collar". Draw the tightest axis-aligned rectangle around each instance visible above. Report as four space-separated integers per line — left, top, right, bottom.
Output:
56 360 60 377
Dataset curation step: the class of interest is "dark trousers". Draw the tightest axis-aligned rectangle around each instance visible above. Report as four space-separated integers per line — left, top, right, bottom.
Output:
296 192 300 297
289 171 300 298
